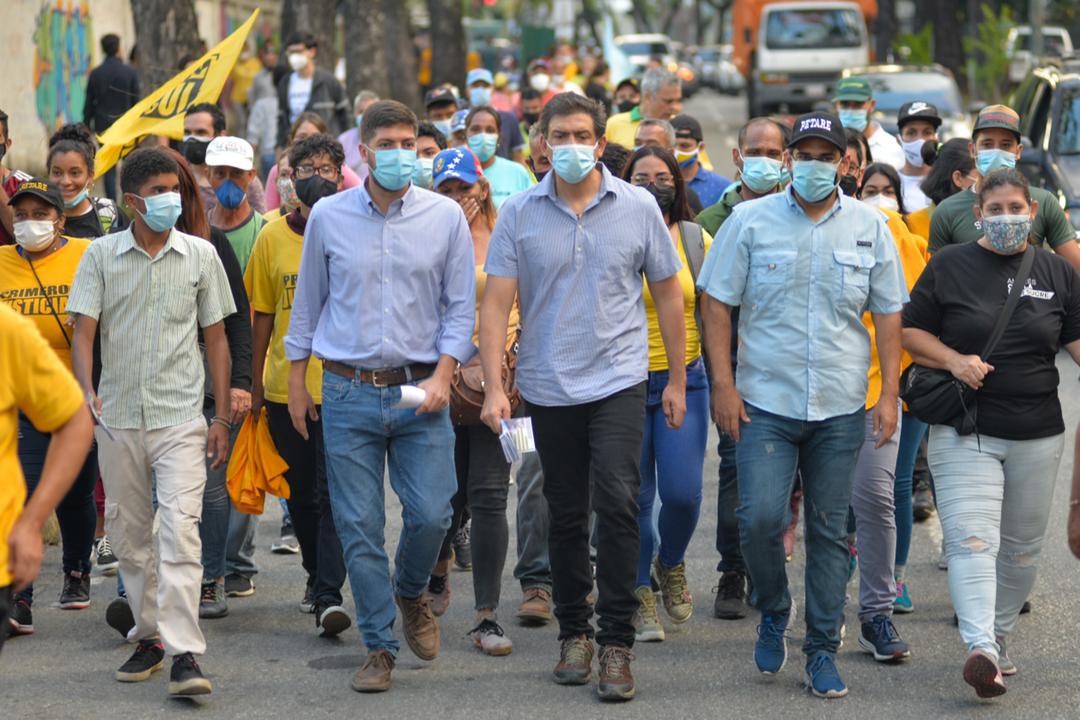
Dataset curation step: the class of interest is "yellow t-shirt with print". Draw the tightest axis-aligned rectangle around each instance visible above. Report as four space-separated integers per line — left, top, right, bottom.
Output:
643 224 713 371
0 303 85 587
245 216 323 404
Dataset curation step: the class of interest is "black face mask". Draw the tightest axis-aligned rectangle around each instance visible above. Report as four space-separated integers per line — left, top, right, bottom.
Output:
0 143 6 163
294 175 337 209
644 183 677 214
523 112 539 127
616 99 636 114
183 138 210 166
838 174 859 197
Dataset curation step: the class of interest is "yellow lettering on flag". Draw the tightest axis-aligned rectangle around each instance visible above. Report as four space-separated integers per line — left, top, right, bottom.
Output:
94 10 260 177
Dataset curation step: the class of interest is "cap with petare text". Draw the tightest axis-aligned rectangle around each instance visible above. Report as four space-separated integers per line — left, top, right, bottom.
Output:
788 111 847 153
973 104 1021 139
205 136 254 171
897 101 942 130
467 68 494 87
833 77 872 103
672 115 704 142
425 88 459 109
432 147 484 190
9 177 64 213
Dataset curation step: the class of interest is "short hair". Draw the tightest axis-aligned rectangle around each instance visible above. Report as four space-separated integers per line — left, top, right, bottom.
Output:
737 117 787 151
288 133 346 170
622 145 694 224
539 92 606 140
528 122 544 144
0 108 9 138
417 121 448 150
600 143 631 176
640 68 680 97
920 138 975 205
465 106 501 133
520 88 542 103
101 34 120 57
120 147 180 195
360 100 418 145
637 118 675 149
978 167 1031 207
288 111 329 143
186 102 226 134
48 124 97 172
844 128 872 166
353 90 379 113
285 31 317 49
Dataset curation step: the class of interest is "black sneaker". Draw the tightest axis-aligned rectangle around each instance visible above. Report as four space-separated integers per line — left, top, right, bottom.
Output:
169 652 212 696
713 571 748 620
858 614 911 662
9 598 33 635
116 638 165 681
224 573 255 597
94 535 119 576
59 570 91 609
199 581 228 619
316 604 352 638
299 582 316 614
453 523 472 570
106 596 135 639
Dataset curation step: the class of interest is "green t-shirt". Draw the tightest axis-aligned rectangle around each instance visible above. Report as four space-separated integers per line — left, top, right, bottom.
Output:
220 212 266 272
696 181 746 236
485 156 536 209
928 185 1074 253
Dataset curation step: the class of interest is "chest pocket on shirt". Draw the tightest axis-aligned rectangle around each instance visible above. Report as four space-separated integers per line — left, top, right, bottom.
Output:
748 250 797 309
162 282 199 324
833 250 875 305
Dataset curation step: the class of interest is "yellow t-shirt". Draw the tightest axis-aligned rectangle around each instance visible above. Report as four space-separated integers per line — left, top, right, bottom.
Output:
0 303 85 587
474 264 520 349
245 216 323 404
905 205 932 255
0 238 91 369
643 225 713 371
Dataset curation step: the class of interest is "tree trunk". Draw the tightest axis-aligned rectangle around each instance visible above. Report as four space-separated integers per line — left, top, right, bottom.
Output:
427 0 467 91
927 0 967 91
280 0 339 74
630 0 653 33
129 0 202 92
580 0 605 49
383 0 422 111
344 0 389 100
874 0 899 63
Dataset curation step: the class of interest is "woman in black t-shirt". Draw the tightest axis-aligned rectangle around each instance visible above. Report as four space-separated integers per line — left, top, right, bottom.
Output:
46 124 128 239
902 169 1080 699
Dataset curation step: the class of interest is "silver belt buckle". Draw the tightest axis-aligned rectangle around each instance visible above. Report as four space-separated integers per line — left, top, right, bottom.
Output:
370 369 391 388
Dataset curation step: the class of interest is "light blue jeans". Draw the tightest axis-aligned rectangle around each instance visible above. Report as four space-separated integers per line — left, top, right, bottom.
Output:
321 371 456 655
928 426 1064 657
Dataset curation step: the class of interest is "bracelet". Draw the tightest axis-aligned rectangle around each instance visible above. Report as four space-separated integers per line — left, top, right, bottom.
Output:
210 416 233 430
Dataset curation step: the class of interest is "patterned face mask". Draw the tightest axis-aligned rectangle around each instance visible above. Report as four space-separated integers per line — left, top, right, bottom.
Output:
981 213 1031 254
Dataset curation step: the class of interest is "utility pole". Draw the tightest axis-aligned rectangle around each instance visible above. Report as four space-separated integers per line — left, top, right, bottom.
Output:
1030 0 1045 58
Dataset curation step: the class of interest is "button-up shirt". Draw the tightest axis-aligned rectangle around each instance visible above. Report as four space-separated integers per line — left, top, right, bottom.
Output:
285 182 476 367
485 166 682 406
67 227 235 430
698 187 907 421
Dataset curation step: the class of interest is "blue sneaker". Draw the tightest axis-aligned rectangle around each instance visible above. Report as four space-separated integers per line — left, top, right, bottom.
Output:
894 581 914 613
858 614 911 662
754 612 789 674
805 653 848 698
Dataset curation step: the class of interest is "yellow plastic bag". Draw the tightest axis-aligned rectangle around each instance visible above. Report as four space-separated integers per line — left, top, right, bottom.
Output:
227 408 290 514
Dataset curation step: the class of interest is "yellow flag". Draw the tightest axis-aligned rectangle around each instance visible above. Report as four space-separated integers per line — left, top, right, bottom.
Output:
94 10 260 176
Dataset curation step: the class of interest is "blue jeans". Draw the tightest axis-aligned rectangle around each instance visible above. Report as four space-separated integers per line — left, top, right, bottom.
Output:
200 405 239 581
736 404 865 657
637 359 708 586
893 411 927 569
321 372 456 655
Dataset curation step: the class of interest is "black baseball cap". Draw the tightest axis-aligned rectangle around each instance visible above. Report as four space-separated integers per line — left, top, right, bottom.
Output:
9 177 64 213
672 114 704 142
788 111 847 153
897 101 942 130
424 88 458 109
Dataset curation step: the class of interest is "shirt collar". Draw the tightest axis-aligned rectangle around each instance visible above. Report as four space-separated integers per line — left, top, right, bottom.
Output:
115 226 187 257
356 178 417 217
630 105 643 122
783 184 844 223
541 163 619 206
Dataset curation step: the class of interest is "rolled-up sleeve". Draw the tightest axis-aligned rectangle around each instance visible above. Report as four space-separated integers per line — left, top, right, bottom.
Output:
436 209 478 363
484 200 519 278
284 208 329 361
698 208 749 306
867 215 908 314
67 243 104 320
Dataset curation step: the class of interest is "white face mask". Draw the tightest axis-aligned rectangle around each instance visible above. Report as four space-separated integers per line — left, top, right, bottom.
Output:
530 73 551 92
14 219 57 252
288 52 309 72
902 138 927 168
862 193 899 213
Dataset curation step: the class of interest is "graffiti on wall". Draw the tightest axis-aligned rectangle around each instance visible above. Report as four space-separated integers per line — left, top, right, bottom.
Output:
33 0 93 131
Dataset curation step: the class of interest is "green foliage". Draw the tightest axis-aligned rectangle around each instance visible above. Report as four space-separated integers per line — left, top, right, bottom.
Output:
894 24 933 65
963 3 1014 104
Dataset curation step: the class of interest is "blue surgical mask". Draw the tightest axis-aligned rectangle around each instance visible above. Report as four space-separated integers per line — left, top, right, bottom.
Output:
413 157 435 189
468 133 499 163
354 114 363 129
64 187 89 209
976 148 1017 175
214 178 246 209
791 159 839 203
550 143 598 184
739 154 784 194
433 119 452 139
372 148 417 191
469 87 492 107
135 192 182 232
838 108 868 132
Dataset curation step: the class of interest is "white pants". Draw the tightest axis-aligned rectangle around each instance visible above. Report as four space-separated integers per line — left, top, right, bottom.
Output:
98 416 208 656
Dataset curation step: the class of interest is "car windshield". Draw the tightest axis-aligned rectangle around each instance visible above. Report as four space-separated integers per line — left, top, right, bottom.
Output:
860 72 963 114
1056 92 1080 155
1016 33 1070 56
765 9 862 49
697 49 720 61
618 41 670 56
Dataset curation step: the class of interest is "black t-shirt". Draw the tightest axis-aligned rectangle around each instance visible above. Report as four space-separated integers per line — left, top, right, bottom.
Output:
903 242 1080 439
63 208 105 238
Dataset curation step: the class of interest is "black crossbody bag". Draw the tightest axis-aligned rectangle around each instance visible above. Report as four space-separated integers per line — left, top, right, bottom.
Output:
899 246 1034 435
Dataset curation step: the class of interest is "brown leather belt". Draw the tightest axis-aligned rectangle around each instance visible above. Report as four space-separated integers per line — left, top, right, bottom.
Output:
323 360 436 387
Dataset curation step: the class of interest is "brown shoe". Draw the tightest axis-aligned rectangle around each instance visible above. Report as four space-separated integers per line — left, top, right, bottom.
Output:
427 573 451 617
597 645 636 701
350 649 394 693
553 634 594 685
395 593 440 661
515 587 553 626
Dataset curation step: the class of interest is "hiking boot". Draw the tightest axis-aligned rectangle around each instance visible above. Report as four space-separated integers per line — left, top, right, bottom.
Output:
963 649 1006 698
997 636 1017 676
713 571 748 620
106 596 135 639
224 573 255 597
59 570 91 609
452 523 472 570
804 653 848 698
9 598 33 635
858 614 910 662
116 638 164 682
470 616 513 656
553 634 594 685
350 649 394 693
316 604 351 638
94 535 119 576
427 559 451 617
168 652 212 696
632 585 665 642
597 645 636 702
395 593 440 660
199 581 228 619
894 580 914 614
755 611 789 674
653 559 693 623
515 586 552 626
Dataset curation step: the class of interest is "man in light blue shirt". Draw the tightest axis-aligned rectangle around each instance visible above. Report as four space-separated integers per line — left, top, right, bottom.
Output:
698 111 906 699
284 100 475 693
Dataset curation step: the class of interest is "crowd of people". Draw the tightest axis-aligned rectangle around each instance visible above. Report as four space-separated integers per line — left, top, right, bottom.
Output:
3 29 1080 708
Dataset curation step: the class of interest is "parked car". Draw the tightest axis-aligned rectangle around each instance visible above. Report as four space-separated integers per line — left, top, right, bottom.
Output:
841 64 971 140
613 33 699 96
695 44 745 95
1008 25 1075 84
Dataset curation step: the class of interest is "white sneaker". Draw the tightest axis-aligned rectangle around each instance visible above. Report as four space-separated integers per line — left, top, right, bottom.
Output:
470 617 513 656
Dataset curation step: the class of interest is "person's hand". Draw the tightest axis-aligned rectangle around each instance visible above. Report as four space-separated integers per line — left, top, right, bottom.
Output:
207 422 231 470
947 353 994 390
481 387 512 434
229 388 252 424
415 372 451 415
288 388 318 440
250 383 264 418
1069 505 1080 560
711 383 749 442
460 197 481 225
86 391 102 415
7 516 44 592
872 397 899 449
662 382 686 429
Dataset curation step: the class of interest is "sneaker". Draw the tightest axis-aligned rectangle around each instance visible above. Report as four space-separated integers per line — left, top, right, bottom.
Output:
713 571 749 620
299 583 316 614
452 523 472 570
894 581 914 614
597 645 636 702
58 570 91 609
115 638 165 682
224 573 255 597
754 611 789 674
996 636 1018 676
270 523 300 555
469 616 513 656
804 653 848 698
395 594 440 660
963 649 1006 698
912 483 935 522
426 572 451 617
350 649 394 693
515 586 553 626
94 536 119 576
858 614 910 662
553 634 594 685
9 598 33 635
316 604 351 638
106 596 135 639
632 586 665 642
1020 599 1032 615
653 559 693 623
168 652 212 696
846 541 858 581
198 581 228 619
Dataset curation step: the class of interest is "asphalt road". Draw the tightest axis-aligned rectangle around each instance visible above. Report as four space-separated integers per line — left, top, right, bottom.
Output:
5 92 1080 718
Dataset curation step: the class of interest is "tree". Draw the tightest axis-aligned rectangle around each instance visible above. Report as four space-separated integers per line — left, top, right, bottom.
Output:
129 0 202 92
343 0 389 100
280 0 339 73
382 0 422 111
874 0 899 63
427 0 467 91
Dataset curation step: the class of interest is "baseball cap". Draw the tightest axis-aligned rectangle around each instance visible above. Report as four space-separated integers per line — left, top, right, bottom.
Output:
833 77 872 103
527 58 550 73
425 88 459 109
897 101 942 130
973 104 1021 140
432 147 484 190
788 111 847 153
467 68 494 87
672 114 703 142
205 136 254 171
9 178 64 213
450 109 470 134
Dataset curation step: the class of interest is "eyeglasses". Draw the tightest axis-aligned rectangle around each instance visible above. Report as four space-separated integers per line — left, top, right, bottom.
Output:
631 173 674 188
294 164 339 180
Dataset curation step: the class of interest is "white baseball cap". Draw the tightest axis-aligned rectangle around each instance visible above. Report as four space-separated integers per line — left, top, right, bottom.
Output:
205 136 254 171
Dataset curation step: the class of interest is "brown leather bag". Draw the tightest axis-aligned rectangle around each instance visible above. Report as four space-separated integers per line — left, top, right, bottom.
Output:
450 333 521 426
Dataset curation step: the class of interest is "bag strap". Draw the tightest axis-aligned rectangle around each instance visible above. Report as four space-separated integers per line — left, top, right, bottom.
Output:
27 254 71 348
980 245 1035 360
677 220 705 286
